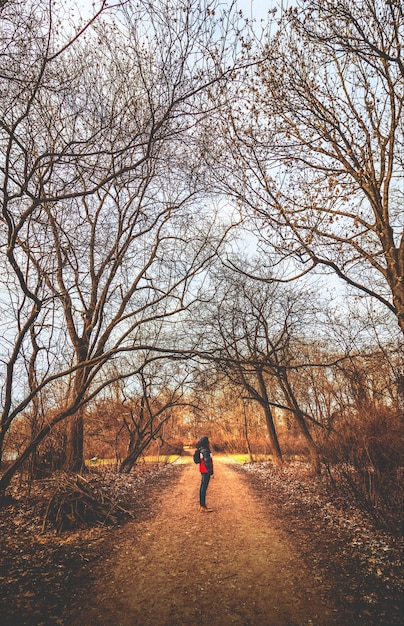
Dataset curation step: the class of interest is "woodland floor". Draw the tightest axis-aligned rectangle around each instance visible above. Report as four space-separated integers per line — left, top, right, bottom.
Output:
0 452 402 626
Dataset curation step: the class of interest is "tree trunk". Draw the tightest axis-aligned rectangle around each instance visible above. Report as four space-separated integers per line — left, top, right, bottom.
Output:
120 440 145 473
120 452 137 474
120 429 146 474
391 272 404 335
263 404 283 467
257 370 283 466
243 404 254 463
63 356 88 473
64 410 85 473
280 375 320 475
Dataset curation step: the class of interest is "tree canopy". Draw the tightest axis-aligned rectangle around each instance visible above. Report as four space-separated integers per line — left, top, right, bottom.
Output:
0 0 402 493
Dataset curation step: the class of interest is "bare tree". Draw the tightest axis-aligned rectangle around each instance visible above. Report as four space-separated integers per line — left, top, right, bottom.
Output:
0 0 243 494
118 361 192 473
202 262 325 469
212 0 403 333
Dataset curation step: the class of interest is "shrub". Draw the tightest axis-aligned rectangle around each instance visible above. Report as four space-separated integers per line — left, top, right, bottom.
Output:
320 407 403 534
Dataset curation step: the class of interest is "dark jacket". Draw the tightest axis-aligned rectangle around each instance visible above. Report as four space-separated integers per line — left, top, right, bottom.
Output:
198 436 213 475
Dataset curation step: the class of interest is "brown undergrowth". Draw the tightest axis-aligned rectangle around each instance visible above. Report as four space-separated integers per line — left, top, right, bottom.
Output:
0 463 182 626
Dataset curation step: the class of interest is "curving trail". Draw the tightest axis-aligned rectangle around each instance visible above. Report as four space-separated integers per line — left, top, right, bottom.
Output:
72 454 339 626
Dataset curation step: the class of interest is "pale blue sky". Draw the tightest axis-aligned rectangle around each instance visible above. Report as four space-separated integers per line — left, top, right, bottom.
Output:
235 0 274 21
75 1 277 23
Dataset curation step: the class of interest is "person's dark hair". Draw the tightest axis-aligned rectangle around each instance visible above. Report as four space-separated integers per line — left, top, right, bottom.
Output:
198 436 209 449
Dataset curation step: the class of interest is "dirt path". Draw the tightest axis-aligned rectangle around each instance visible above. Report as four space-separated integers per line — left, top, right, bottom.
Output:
69 455 341 626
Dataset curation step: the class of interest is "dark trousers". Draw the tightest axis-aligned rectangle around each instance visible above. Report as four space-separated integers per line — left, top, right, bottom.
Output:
199 472 211 507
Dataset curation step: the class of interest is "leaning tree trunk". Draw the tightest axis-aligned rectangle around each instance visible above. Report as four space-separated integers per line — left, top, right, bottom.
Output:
262 403 283 467
257 370 283 466
280 376 321 475
120 451 137 474
120 439 146 474
0 405 77 502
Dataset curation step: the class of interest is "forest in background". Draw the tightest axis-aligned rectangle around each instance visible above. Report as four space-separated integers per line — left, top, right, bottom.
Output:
0 0 402 533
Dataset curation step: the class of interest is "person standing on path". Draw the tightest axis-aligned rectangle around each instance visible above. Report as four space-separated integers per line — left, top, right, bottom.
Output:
197 436 214 512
